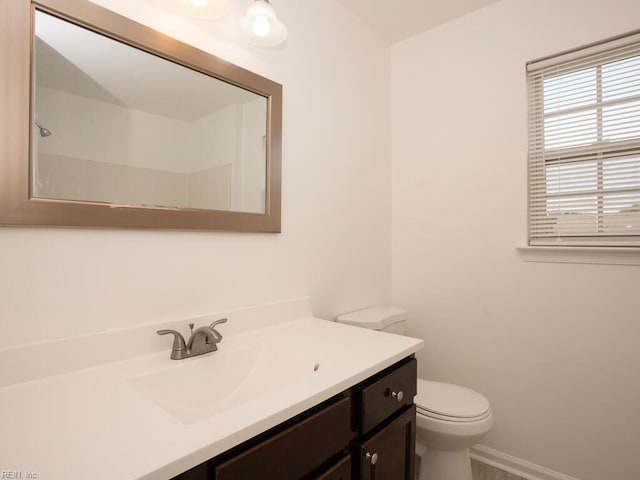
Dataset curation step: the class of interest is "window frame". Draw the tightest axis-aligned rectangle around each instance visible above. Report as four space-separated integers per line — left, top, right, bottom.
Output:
526 32 640 248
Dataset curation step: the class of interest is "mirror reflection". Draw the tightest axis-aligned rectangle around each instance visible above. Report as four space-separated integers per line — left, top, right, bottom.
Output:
33 11 268 214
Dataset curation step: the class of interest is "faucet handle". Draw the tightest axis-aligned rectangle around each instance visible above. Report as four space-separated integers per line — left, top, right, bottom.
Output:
209 318 228 328
157 329 187 353
208 318 228 342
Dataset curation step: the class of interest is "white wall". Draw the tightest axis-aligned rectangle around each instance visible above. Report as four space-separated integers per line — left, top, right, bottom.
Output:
391 1 640 479
36 86 239 208
189 104 239 210
0 0 391 346
190 103 239 172
240 98 268 213
36 86 195 173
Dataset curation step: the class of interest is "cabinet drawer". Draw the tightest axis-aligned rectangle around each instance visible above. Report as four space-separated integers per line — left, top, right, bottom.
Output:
314 455 351 480
215 396 354 480
358 358 417 434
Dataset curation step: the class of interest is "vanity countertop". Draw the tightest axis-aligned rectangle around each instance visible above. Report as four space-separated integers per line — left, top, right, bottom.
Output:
0 310 423 480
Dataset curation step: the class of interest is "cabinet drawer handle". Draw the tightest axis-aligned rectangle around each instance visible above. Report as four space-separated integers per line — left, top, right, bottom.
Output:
365 452 379 465
391 390 404 402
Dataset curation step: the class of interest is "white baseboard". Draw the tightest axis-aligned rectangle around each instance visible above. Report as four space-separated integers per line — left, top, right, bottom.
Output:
470 445 580 480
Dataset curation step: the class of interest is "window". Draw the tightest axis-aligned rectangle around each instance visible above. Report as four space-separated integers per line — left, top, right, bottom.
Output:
527 33 640 247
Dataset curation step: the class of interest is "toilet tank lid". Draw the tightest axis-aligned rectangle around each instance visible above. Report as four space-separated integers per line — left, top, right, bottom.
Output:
336 305 408 329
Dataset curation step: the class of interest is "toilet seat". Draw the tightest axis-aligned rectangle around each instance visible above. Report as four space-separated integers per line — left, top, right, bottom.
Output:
417 406 492 422
416 379 490 422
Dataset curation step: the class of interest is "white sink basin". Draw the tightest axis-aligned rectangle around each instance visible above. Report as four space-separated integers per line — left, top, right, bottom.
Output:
132 343 324 424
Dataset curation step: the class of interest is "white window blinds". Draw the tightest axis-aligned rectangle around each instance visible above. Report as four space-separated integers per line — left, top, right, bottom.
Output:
527 33 640 246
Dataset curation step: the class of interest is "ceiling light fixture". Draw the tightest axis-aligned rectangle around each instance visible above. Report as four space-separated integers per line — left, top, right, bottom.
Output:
168 0 230 21
238 0 287 48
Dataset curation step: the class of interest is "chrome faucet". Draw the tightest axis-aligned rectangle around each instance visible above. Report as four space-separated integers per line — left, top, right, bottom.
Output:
157 318 228 360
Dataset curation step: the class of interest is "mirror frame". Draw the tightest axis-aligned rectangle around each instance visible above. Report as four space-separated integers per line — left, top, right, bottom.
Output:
0 0 282 232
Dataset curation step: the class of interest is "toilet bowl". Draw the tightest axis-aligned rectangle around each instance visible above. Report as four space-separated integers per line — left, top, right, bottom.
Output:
336 306 493 480
414 379 493 480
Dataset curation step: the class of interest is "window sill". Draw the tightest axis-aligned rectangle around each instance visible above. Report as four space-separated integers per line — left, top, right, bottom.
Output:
516 246 640 266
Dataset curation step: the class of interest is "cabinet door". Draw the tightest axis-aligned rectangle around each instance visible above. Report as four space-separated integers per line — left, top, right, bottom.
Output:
358 406 415 480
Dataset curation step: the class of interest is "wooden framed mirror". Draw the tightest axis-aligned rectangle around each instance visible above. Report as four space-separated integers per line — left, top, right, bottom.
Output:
0 0 282 232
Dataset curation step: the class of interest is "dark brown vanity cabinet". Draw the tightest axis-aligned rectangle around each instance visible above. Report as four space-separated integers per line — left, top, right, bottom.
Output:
315 456 352 480
215 396 354 480
172 357 417 480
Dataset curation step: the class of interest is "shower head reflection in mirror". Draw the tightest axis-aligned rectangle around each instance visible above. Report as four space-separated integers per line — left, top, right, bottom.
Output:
34 120 52 137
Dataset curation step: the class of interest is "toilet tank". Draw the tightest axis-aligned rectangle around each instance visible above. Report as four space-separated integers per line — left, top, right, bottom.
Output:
336 306 408 335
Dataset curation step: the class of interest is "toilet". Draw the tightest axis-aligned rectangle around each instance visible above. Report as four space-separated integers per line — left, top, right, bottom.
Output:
336 306 493 480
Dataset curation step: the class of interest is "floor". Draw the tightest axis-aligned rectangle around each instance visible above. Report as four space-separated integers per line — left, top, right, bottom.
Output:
472 459 528 480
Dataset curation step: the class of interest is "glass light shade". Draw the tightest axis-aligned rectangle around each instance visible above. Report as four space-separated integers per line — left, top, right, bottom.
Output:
168 0 230 21
238 0 287 47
